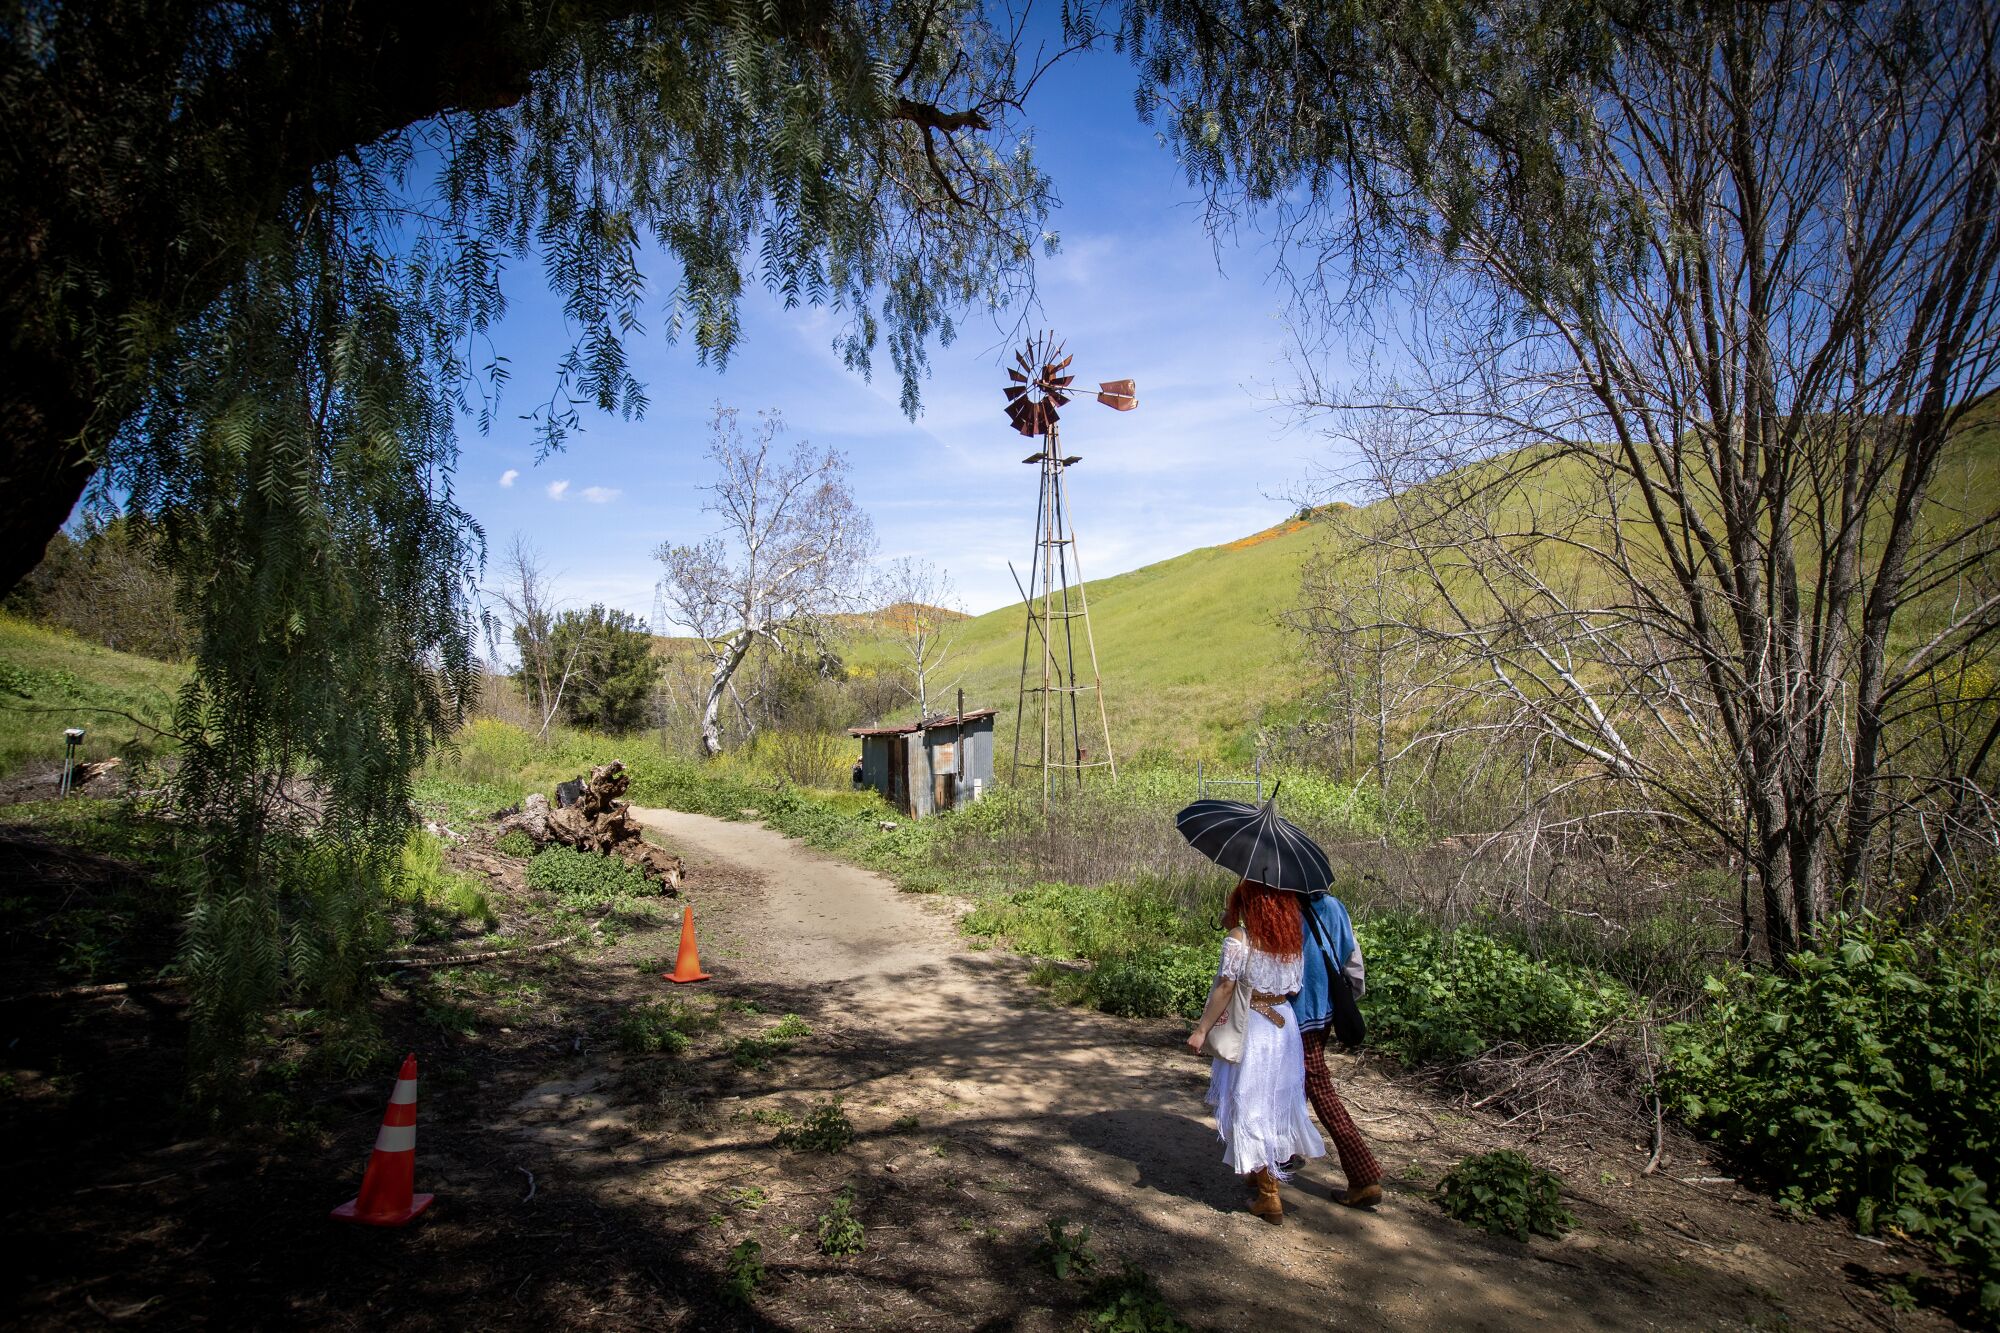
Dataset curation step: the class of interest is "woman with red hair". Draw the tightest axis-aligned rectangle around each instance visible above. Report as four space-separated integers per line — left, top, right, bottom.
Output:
1186 878 1326 1223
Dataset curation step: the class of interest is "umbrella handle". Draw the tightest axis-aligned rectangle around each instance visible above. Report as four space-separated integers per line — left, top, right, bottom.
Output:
1265 780 1282 807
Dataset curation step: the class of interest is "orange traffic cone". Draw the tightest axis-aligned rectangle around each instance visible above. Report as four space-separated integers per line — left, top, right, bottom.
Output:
332 1053 435 1226
662 905 711 983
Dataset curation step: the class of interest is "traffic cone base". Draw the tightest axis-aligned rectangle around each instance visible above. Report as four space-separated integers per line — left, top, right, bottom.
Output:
331 1053 433 1227
663 905 711 983
332 1192 435 1226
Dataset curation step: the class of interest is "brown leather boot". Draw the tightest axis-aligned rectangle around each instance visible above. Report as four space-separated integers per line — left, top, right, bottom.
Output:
1339 1181 1383 1208
1247 1168 1284 1224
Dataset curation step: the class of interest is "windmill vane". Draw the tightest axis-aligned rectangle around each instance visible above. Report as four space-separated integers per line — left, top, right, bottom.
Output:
1001 331 1136 441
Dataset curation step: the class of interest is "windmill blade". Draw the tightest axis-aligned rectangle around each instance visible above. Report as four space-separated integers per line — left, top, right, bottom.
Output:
1052 375 1075 388
1049 390 1071 406
1096 379 1138 411
1004 384 1028 402
1053 353 1074 372
1008 367 1027 383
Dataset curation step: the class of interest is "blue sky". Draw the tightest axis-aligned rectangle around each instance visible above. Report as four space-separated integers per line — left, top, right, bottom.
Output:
465 34 1350 631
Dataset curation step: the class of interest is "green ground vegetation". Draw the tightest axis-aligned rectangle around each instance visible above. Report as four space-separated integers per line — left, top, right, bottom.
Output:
0 613 183 778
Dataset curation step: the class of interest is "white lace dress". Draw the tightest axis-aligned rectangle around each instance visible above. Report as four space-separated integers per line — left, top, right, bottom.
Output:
1204 934 1326 1179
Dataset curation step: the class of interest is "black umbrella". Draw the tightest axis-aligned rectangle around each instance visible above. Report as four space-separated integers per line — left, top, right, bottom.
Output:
1174 786 1333 895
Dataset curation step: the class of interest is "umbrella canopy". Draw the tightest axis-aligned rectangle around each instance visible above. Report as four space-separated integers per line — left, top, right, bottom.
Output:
1175 789 1333 896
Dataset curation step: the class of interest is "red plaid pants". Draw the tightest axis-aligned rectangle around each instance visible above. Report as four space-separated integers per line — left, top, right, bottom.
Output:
1302 1029 1382 1188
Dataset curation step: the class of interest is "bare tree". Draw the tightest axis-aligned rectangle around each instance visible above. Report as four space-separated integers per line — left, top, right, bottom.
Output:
877 556 965 719
657 407 874 756
487 537 561 730
1191 3 2000 961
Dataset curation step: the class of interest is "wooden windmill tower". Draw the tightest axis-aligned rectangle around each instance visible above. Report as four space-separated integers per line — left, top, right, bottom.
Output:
1002 332 1137 809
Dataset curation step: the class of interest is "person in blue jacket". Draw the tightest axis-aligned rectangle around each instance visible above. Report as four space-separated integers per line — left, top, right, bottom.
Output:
1292 891 1383 1206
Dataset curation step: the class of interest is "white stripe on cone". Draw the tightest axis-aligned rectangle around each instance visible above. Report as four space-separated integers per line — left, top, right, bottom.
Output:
374 1123 417 1153
388 1078 418 1105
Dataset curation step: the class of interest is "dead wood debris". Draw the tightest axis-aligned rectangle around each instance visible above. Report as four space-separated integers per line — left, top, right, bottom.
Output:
495 762 684 891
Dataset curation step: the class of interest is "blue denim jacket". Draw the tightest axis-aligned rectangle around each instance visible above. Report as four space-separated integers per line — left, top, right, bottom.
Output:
1294 894 1364 1035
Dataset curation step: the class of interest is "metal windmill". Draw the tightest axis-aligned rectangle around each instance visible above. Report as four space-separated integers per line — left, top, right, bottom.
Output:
1003 331 1137 809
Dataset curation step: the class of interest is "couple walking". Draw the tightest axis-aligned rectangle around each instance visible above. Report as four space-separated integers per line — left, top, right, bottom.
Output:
1185 878 1382 1224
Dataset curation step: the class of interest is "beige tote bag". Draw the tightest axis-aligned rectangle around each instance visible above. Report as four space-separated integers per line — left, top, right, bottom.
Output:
1199 928 1252 1062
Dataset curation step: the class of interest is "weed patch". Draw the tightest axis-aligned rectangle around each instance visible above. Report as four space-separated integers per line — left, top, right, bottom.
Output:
815 1187 865 1256
1034 1218 1097 1280
1081 1264 1191 1332
1434 1150 1574 1241
723 1238 765 1305
525 844 655 908
775 1097 853 1153
731 1012 812 1069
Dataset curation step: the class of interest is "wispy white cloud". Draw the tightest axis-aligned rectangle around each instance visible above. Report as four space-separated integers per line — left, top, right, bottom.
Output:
546 480 570 501
500 468 519 488
580 485 622 504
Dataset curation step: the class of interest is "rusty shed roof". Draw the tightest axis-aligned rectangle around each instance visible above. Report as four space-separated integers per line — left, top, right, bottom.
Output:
847 707 998 738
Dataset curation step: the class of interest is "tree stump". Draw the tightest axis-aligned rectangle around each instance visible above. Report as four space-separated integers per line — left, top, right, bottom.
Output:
523 762 684 890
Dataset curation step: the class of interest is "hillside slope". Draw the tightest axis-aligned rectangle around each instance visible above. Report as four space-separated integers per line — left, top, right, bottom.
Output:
0 614 184 780
845 511 1327 763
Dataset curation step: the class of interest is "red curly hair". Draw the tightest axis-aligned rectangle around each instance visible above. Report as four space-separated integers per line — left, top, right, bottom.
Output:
1225 880 1302 960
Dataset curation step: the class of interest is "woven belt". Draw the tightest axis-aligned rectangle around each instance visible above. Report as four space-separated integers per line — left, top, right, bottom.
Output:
1249 990 1288 1028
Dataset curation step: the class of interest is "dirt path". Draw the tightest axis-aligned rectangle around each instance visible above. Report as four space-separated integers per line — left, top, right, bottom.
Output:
5 806 1937 1330
613 809 1922 1332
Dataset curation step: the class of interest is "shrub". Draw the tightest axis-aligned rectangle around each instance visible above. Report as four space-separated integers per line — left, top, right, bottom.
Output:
396 830 496 928
1034 1218 1097 1280
775 1097 853 1153
815 1187 866 1256
1358 912 1631 1064
723 1238 765 1305
1081 1265 1191 1333
525 845 655 908
1087 946 1216 1019
1664 915 2000 1318
1435 1150 1574 1241
494 829 536 858
615 999 708 1056
731 1012 812 1069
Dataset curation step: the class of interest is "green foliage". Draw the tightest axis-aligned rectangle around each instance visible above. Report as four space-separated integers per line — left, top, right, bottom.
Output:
1081 1265 1192 1333
775 1097 853 1153
494 829 537 858
1357 912 1632 1064
0 613 183 779
395 831 496 929
730 1012 813 1069
1435 1150 1575 1241
533 604 661 734
1034 1218 1098 1280
615 999 711 1056
4 518 188 662
1664 915 2000 1318
723 1238 766 1306
815 1187 866 1256
524 845 655 908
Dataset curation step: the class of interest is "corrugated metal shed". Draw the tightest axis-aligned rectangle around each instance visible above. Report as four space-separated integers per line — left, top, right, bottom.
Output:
847 708 997 818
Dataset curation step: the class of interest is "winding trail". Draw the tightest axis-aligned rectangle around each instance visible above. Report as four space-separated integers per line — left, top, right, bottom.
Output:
604 808 1877 1331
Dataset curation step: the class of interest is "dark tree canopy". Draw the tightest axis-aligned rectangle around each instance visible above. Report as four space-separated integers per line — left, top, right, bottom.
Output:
0 0 1083 1084
533 604 663 734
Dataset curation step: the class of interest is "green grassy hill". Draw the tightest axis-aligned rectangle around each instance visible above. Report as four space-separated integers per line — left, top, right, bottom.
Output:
0 613 184 779
844 512 1330 764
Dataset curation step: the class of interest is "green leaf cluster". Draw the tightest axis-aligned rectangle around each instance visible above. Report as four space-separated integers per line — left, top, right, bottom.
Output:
1080 1264 1192 1333
1434 1150 1574 1241
1664 915 2000 1317
1034 1218 1098 1280
524 845 657 908
774 1097 853 1153
815 1187 866 1257
1357 912 1631 1064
